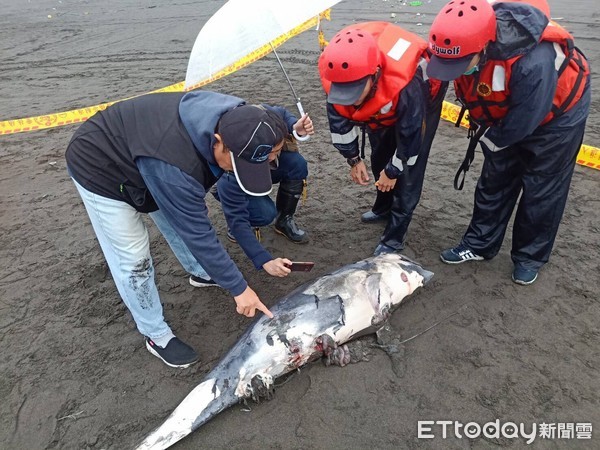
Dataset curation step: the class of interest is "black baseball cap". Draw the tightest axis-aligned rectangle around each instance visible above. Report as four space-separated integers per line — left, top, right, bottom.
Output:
327 75 371 105
218 105 280 196
427 53 477 81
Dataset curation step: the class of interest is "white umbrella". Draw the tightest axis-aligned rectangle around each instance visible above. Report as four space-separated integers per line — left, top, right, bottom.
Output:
184 0 343 116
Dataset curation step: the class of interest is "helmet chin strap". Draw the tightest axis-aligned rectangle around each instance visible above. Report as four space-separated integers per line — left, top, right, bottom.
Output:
354 67 382 110
480 48 489 66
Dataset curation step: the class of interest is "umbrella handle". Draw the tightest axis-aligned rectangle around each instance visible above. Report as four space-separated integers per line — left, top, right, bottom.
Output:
293 129 310 142
294 101 310 141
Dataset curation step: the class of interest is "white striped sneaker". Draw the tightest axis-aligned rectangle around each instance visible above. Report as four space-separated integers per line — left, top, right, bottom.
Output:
440 244 484 264
189 275 220 288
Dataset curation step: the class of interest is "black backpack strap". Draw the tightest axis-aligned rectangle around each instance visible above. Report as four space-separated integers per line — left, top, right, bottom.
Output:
454 125 488 191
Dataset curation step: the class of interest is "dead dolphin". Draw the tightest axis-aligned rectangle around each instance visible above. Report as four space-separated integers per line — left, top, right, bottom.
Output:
136 253 433 450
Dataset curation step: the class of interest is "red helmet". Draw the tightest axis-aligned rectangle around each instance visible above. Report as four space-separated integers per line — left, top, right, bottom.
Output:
318 27 382 84
429 0 496 59
427 0 496 80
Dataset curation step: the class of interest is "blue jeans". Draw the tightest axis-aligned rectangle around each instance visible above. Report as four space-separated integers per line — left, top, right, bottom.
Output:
247 151 308 226
72 178 209 339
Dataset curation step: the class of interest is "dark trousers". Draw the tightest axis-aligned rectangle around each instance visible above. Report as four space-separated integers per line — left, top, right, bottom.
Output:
369 87 446 249
247 151 308 226
462 120 587 270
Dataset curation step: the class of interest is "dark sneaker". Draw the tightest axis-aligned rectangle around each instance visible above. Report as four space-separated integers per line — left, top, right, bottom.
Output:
226 228 261 244
361 210 390 223
440 244 484 264
189 275 219 288
512 266 538 286
226 229 237 243
145 337 199 368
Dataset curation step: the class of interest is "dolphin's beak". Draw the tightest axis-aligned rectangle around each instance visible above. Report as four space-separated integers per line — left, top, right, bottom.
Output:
420 269 434 285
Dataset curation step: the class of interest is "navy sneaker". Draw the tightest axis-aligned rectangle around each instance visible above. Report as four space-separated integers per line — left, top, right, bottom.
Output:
145 337 199 368
512 265 538 285
440 244 484 264
189 275 219 288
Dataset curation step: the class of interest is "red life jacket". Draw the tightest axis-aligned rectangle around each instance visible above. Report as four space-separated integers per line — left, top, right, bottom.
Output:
320 22 440 130
455 17 589 126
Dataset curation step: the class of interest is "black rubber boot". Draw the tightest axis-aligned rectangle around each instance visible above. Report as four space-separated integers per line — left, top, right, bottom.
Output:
274 180 309 244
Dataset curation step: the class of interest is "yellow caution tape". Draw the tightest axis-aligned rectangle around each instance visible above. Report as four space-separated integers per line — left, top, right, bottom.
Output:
440 100 471 129
0 81 186 136
440 100 600 170
577 145 600 170
0 11 330 136
318 29 329 51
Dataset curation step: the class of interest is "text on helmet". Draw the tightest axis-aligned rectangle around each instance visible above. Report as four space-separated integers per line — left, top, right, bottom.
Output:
431 42 461 56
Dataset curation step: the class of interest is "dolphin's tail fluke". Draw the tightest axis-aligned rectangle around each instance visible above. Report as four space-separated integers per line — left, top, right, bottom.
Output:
135 377 238 450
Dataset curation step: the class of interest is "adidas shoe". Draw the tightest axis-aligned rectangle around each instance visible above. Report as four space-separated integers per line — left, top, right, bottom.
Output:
440 244 484 264
189 275 219 288
145 337 199 368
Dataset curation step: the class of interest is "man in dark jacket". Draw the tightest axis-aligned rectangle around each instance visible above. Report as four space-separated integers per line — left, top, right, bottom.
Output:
66 91 285 368
427 0 590 285
214 107 314 276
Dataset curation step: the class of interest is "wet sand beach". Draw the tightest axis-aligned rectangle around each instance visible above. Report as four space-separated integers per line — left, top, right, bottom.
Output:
1 0 599 448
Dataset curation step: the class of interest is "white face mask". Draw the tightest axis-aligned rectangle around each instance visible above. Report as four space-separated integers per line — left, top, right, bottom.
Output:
463 65 479 76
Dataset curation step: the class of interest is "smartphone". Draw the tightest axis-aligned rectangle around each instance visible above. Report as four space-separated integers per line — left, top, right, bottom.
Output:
285 261 315 272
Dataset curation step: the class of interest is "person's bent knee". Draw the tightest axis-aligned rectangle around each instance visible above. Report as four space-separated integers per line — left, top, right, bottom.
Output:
251 206 277 226
279 152 308 180
248 196 278 226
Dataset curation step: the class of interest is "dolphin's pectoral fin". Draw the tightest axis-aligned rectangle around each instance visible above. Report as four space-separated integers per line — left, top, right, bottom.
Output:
249 374 275 403
365 273 383 310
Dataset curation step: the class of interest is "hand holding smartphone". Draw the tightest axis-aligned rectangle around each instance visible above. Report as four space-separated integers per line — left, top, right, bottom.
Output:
284 261 315 272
